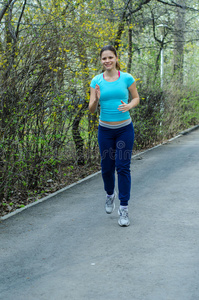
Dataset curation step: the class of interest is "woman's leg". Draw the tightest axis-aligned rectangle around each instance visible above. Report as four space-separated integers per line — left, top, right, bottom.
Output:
98 125 116 195
115 123 134 206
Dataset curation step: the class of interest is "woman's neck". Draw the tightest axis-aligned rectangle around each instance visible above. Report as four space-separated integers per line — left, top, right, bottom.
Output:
104 68 118 78
103 69 119 81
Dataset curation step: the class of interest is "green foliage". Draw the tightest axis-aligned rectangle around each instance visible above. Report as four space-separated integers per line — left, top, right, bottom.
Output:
17 205 25 208
131 86 163 149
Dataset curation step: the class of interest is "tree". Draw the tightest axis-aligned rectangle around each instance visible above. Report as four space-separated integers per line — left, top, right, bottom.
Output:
173 0 186 85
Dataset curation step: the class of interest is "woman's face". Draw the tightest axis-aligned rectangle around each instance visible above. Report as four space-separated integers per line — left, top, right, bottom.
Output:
100 50 118 71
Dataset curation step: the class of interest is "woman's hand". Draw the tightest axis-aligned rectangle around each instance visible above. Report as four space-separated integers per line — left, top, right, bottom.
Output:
89 84 100 113
118 82 140 113
118 100 131 112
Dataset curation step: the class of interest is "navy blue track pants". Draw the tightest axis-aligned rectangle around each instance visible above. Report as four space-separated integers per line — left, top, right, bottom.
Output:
98 122 134 206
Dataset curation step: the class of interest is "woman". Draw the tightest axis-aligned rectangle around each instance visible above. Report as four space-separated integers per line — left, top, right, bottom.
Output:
89 45 139 227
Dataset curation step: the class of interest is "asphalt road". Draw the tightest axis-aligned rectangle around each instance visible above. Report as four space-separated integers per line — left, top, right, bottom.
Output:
1 128 199 300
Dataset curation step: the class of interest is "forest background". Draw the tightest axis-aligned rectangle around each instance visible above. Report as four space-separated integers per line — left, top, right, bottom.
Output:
0 0 199 216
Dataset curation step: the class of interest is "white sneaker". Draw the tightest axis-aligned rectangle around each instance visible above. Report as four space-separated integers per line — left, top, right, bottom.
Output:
105 193 116 214
118 207 130 226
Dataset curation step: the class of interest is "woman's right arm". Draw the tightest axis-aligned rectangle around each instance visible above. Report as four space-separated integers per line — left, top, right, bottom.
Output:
89 84 100 113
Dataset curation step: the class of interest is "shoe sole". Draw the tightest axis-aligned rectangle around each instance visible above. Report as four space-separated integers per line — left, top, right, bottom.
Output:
118 220 130 227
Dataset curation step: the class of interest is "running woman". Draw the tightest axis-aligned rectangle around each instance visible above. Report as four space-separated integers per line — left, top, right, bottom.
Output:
89 45 140 226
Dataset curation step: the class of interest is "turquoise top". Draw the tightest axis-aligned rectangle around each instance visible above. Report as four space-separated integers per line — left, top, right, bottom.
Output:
90 71 135 122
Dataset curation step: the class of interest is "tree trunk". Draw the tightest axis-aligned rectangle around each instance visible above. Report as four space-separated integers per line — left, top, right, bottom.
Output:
173 0 186 85
127 0 133 73
72 114 85 166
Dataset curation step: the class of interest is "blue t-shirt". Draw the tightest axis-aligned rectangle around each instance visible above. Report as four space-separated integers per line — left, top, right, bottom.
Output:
90 71 135 122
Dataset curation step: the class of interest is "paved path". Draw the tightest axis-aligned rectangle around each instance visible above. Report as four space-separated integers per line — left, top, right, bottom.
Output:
1 128 199 300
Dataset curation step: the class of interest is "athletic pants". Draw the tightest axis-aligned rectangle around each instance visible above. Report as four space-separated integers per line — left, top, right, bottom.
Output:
98 122 134 206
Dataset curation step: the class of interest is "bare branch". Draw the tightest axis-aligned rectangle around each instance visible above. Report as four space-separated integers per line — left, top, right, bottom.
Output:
114 0 131 49
157 0 199 12
115 0 152 49
151 9 162 44
7 2 17 42
16 0 27 37
0 0 17 22
127 0 152 16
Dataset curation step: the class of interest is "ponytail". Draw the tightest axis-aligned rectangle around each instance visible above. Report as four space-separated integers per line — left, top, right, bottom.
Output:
116 61 121 70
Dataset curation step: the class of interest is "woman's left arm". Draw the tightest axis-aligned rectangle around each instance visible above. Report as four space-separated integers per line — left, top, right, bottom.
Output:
118 81 140 112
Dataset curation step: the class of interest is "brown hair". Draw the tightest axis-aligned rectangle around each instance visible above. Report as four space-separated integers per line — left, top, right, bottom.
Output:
100 45 121 70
